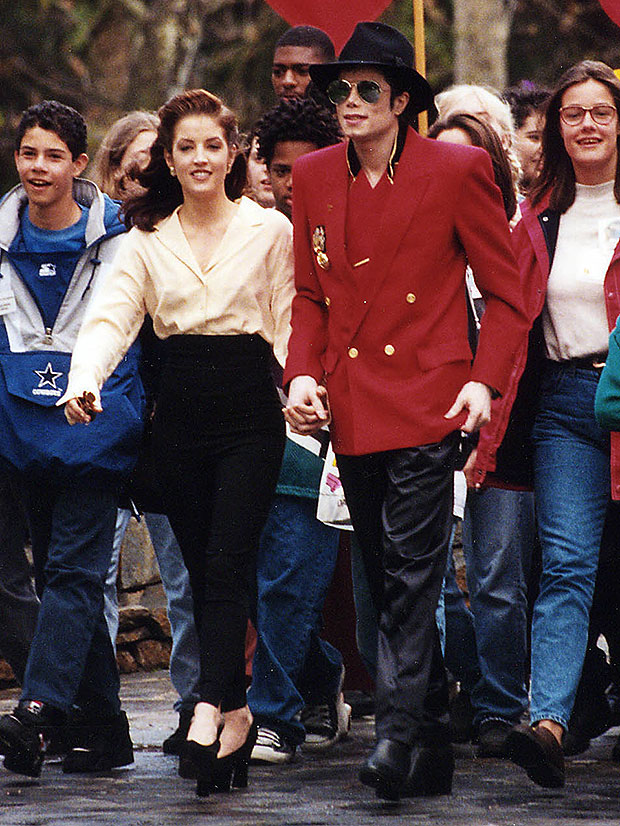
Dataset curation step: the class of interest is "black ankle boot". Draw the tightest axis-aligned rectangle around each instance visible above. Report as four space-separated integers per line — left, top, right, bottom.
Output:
63 710 134 773
359 738 411 800
0 699 65 777
401 743 454 797
163 709 194 755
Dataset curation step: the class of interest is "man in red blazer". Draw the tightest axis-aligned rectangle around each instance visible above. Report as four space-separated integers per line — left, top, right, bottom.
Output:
283 22 530 801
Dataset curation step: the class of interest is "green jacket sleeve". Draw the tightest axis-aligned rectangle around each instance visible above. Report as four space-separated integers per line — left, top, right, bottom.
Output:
595 323 620 430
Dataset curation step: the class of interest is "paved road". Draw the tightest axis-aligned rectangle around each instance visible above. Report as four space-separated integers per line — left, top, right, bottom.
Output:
1 671 620 825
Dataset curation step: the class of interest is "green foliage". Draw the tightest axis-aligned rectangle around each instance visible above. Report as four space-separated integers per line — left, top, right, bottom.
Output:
381 0 454 92
509 0 620 85
1 0 619 196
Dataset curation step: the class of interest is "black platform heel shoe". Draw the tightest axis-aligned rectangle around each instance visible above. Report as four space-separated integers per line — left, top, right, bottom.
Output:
181 739 220 797
212 722 258 793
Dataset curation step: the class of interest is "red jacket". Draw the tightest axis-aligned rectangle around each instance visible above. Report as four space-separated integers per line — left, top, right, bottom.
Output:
283 128 531 456
475 194 620 499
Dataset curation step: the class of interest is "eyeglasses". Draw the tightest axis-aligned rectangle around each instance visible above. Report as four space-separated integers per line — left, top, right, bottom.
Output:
326 79 384 105
559 104 617 126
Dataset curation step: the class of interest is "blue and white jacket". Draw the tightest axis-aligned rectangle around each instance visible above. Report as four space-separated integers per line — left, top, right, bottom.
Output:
0 179 144 481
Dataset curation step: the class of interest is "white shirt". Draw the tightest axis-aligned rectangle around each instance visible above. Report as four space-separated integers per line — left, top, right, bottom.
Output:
544 180 620 361
63 196 294 403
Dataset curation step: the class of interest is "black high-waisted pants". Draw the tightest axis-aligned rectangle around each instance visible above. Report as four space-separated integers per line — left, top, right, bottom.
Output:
153 334 285 712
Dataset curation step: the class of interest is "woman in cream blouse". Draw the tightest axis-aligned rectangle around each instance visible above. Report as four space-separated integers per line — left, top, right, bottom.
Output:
63 89 294 796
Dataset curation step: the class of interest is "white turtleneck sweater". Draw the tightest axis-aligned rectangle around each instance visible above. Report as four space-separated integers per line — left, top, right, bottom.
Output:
543 179 620 361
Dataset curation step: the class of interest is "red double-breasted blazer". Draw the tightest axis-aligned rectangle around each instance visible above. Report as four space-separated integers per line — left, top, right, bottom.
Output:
283 128 531 456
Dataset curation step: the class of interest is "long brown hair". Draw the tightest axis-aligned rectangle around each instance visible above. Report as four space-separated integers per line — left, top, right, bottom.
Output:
429 112 518 221
530 60 620 211
124 89 246 231
91 111 159 198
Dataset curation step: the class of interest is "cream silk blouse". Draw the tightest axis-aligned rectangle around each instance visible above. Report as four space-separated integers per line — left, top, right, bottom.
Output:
62 196 294 404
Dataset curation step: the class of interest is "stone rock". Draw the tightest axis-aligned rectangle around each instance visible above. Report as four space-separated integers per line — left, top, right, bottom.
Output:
152 608 171 638
116 648 139 674
119 517 161 591
117 627 151 645
118 605 171 640
0 659 15 684
133 639 171 671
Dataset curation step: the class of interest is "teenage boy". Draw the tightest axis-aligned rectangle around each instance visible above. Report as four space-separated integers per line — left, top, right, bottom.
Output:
0 100 143 777
283 22 530 800
248 97 346 764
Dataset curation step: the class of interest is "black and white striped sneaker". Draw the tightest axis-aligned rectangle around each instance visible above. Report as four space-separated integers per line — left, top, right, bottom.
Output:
301 665 352 751
250 726 295 764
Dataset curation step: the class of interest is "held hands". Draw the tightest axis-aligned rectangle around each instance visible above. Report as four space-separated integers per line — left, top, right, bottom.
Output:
284 375 331 435
65 391 103 425
445 381 492 434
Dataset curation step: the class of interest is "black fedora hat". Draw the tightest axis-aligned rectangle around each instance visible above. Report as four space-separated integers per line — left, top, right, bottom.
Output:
310 22 434 117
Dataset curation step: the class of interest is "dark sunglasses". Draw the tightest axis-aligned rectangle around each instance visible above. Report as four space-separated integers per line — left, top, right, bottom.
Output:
326 79 384 105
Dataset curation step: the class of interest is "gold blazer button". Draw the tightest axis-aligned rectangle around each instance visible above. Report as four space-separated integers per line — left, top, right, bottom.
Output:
406 293 416 304
384 344 395 356
325 296 331 307
348 347 359 359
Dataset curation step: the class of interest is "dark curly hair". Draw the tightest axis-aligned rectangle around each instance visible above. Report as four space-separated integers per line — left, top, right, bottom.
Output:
503 80 551 131
15 100 87 160
123 89 245 232
255 97 342 169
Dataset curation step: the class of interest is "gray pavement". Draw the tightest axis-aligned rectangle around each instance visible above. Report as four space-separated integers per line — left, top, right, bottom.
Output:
1 670 620 825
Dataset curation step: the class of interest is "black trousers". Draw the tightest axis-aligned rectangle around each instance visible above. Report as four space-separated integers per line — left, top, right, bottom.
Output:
153 335 285 712
337 433 459 747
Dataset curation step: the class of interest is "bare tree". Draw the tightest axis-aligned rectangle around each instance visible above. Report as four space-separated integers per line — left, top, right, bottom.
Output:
453 0 517 88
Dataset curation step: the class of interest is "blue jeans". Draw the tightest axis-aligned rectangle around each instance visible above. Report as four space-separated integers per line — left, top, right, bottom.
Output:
104 510 200 713
248 495 343 746
462 486 534 726
443 527 480 694
530 362 610 729
20 481 121 716
145 511 200 713
103 509 131 643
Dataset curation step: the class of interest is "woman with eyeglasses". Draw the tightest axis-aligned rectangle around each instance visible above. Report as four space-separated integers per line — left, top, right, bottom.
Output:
477 61 620 788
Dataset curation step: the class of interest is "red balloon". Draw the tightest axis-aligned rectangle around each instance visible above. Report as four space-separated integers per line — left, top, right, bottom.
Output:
600 0 620 26
264 0 393 52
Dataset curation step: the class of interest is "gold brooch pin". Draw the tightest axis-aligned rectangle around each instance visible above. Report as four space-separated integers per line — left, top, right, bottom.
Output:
312 225 330 270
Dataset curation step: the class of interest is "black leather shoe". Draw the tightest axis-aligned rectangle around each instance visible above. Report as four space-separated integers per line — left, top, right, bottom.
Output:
0 700 65 777
63 710 134 773
476 719 513 758
401 743 454 797
506 724 565 788
359 738 411 801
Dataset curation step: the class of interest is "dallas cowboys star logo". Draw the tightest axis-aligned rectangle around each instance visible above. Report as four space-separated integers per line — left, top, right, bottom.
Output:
33 362 63 390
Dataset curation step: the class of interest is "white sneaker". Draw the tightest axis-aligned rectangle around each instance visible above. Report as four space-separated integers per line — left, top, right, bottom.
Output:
250 726 296 764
